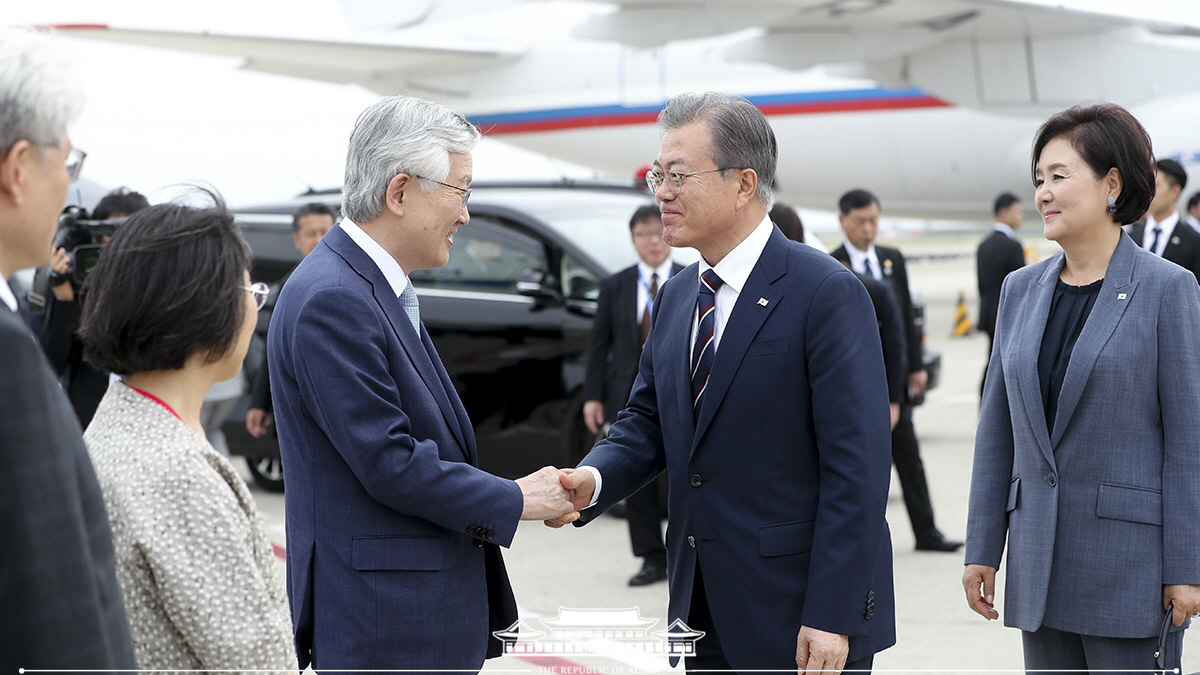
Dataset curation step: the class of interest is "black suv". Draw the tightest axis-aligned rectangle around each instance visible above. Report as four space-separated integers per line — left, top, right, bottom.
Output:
224 180 687 490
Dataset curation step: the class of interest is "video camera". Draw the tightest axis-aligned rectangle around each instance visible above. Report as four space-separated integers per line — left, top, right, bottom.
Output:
52 206 127 287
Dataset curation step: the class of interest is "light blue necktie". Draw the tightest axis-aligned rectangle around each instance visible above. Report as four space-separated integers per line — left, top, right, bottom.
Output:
400 284 420 333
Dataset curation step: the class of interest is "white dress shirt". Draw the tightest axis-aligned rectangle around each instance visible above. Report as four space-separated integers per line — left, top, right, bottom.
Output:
636 259 675 325
340 218 410 297
1143 212 1179 257
0 278 17 312
841 237 884 282
582 215 774 507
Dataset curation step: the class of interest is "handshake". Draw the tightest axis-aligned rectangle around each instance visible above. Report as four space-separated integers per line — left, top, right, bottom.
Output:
515 467 597 527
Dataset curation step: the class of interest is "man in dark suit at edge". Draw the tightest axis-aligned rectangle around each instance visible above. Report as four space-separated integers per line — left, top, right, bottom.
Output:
830 189 963 553
0 28 135 669
583 204 683 587
976 192 1026 392
1127 158 1200 283
555 92 896 674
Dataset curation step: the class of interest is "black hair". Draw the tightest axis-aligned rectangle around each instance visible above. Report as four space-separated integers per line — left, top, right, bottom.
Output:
838 189 878 215
993 192 1021 216
1031 104 1154 226
1157 158 1188 192
79 194 253 375
92 187 149 220
292 202 336 233
628 204 661 232
770 203 804 243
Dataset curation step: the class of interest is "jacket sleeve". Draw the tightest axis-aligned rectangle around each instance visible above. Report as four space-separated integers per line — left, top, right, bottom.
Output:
583 273 618 405
1157 269 1200 582
869 279 907 404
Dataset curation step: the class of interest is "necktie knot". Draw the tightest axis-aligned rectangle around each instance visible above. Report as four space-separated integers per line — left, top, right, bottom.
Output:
700 269 724 294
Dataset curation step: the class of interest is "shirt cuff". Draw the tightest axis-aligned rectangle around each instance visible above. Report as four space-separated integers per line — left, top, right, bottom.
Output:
579 465 602 509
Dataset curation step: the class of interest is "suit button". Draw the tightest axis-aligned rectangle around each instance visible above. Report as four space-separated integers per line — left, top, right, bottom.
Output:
473 539 483 548
690 474 702 487
867 590 875 601
486 530 495 540
1046 473 1057 487
864 608 874 620
468 525 480 535
688 535 696 548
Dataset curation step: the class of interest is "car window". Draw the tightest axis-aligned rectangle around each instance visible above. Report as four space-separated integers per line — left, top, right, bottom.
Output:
562 253 599 301
410 217 545 294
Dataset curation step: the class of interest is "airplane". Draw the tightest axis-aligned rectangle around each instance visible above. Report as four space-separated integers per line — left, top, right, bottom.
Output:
48 0 1200 220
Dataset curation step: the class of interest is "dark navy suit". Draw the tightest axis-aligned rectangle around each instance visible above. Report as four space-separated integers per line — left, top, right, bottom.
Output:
577 227 895 669
269 225 523 671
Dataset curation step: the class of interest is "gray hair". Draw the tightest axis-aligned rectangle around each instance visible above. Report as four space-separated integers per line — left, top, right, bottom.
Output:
0 29 84 155
342 96 480 223
658 92 776 209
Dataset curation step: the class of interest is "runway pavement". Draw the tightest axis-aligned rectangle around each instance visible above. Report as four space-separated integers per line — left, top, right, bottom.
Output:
245 235 1198 673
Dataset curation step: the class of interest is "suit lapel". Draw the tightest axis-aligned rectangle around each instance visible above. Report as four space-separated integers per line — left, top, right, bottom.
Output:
1049 235 1139 447
691 229 786 451
326 228 471 461
1014 255 1063 469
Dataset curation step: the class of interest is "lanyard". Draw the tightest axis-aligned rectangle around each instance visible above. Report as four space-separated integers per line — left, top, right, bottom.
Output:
638 265 673 317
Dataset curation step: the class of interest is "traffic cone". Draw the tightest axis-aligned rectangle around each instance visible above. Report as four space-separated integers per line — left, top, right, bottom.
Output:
952 291 973 337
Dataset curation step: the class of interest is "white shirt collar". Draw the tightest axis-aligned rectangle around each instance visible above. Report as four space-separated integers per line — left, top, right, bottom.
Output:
1147 211 1179 237
698 215 773 294
339 218 410 298
638 258 674 283
841 237 882 280
994 222 1016 238
0 277 17 312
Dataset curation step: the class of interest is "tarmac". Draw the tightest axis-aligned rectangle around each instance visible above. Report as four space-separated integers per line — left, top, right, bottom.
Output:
245 235 1199 673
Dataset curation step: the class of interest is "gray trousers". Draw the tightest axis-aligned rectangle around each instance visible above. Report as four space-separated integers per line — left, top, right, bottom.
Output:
1022 624 1182 675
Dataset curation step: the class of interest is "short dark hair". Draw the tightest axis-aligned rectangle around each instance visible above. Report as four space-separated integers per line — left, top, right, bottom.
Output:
838 189 878 215
79 196 253 375
92 187 149 220
293 202 336 233
1157 158 1188 192
1031 103 1154 226
1188 191 1200 211
993 192 1020 216
770 203 804 243
628 204 661 232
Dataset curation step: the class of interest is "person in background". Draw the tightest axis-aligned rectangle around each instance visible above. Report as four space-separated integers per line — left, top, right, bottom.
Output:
78 197 295 670
965 103 1200 673
245 202 334 438
41 187 149 427
582 204 682 587
976 192 1026 393
1185 191 1200 231
0 27 135 669
1127 158 1200 283
831 189 963 553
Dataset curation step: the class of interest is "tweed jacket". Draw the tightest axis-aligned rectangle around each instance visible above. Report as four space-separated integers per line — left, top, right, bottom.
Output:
84 382 295 671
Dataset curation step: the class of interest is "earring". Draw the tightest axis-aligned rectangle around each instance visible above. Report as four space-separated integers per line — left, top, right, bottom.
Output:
1107 195 1117 213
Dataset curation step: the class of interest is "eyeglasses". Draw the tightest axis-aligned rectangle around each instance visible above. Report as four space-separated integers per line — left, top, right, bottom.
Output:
645 167 745 194
412 174 471 209
243 282 269 311
65 147 86 181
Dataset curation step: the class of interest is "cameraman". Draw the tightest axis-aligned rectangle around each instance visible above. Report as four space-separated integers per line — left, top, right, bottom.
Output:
41 187 148 427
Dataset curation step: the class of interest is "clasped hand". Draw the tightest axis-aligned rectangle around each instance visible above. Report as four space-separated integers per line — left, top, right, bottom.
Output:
516 466 591 522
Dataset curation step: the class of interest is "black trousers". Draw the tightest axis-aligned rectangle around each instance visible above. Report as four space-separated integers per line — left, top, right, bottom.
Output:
891 403 940 542
626 473 667 565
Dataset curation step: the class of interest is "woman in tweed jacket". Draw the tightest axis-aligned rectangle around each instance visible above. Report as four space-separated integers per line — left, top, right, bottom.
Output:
77 198 295 672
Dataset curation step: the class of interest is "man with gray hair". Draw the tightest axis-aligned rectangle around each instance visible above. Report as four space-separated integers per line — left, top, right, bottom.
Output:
268 95 578 671
555 92 896 673
0 29 136 668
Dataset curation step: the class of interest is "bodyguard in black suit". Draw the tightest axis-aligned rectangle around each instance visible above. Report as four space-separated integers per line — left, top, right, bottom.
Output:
583 205 683 586
1127 158 1200 283
0 28 135 669
831 189 962 552
977 192 1026 390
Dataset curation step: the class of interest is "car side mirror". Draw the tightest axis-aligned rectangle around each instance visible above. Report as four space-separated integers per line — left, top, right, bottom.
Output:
516 269 563 308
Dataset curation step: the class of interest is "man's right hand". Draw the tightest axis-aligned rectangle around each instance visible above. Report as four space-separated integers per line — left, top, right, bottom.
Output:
962 564 999 620
246 408 271 438
516 466 578 522
582 400 605 435
49 247 74 301
544 468 596 528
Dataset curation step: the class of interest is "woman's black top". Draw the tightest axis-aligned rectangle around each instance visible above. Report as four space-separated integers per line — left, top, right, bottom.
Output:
1038 277 1103 434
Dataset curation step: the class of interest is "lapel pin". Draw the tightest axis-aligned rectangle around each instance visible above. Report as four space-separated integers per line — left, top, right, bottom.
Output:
1173 236 1181 245
1117 293 1127 300
757 297 769 307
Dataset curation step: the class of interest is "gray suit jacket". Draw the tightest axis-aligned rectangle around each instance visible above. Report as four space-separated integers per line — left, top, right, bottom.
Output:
966 234 1200 638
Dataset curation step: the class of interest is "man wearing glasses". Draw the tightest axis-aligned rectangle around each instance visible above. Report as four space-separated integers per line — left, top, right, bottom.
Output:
555 92 895 674
0 29 135 668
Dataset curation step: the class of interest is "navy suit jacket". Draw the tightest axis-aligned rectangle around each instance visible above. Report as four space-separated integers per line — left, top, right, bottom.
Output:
577 227 895 669
269 225 524 670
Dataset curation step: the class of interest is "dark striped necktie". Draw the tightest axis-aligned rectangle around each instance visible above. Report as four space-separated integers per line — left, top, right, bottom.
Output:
691 269 724 412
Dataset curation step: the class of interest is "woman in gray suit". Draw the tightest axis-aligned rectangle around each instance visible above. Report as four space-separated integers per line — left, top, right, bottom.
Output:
963 103 1200 672
77 199 296 671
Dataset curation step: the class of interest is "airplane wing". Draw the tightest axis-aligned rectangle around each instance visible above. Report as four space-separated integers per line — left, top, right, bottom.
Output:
49 24 522 96
573 0 1200 113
